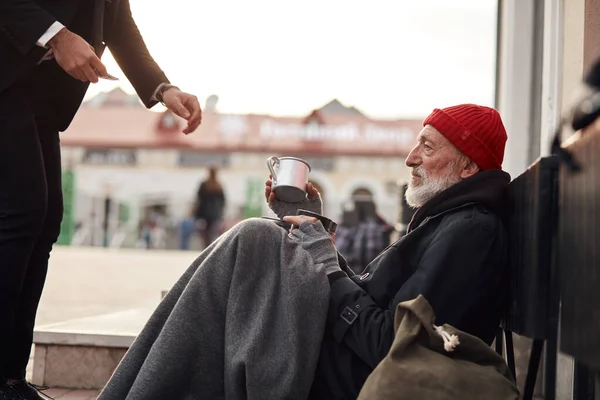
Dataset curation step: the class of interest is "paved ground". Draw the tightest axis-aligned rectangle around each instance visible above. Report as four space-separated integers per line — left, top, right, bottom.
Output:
36 245 198 326
25 245 200 398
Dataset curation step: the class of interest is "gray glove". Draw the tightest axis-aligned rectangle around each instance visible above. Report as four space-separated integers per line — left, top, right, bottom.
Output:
289 220 341 275
269 192 323 220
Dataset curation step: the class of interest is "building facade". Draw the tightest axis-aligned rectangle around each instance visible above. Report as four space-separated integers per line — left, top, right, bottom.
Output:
60 90 422 247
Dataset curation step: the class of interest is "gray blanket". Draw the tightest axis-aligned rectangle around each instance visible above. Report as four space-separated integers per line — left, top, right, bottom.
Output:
98 218 331 400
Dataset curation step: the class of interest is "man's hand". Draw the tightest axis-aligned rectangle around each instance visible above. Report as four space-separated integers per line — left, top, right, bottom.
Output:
283 215 319 229
48 28 107 83
265 179 322 219
284 216 340 273
265 180 320 206
284 215 336 244
161 88 202 134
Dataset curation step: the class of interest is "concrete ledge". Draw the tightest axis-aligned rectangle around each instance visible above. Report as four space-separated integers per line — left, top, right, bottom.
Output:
34 332 135 348
32 307 154 390
34 308 153 347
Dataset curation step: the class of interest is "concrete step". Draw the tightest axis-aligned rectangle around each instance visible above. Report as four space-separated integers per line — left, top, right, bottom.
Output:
32 307 155 390
40 387 100 400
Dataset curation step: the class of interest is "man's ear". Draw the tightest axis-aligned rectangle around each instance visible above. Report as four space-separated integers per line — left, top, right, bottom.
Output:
460 158 480 179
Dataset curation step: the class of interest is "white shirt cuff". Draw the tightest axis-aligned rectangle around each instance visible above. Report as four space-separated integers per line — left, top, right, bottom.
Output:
36 21 65 48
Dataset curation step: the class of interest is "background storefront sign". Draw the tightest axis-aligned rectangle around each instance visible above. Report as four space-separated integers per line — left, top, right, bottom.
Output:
303 157 335 171
178 152 231 168
64 108 421 157
82 148 137 165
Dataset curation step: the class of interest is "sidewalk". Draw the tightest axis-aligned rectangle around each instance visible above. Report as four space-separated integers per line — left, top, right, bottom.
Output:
37 245 197 325
26 245 199 397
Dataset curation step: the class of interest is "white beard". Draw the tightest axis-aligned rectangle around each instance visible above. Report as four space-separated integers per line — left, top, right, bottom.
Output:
405 165 461 208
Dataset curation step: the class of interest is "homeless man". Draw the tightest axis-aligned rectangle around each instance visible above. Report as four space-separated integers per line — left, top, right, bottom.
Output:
303 103 511 399
99 103 511 400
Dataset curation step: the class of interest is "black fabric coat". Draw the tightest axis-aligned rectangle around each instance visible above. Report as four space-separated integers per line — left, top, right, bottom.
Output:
0 0 169 130
310 170 511 400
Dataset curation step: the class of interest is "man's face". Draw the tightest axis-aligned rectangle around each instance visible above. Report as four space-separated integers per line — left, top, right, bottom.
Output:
404 125 464 208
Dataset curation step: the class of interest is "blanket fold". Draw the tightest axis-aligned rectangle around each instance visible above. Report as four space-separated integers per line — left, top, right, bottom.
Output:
98 218 330 400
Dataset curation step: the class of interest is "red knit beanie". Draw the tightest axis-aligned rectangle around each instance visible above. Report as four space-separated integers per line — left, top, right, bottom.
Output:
422 104 507 170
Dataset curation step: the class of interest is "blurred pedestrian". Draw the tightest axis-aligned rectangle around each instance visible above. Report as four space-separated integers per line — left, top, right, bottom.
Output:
194 168 226 247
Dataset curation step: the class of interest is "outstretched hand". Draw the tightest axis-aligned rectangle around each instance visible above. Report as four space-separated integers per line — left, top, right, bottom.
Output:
161 88 202 134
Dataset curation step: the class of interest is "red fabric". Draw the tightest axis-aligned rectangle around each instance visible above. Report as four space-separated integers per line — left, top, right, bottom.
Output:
423 104 507 170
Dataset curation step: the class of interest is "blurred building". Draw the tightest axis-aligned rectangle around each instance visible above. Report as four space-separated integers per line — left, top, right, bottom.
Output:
59 88 421 247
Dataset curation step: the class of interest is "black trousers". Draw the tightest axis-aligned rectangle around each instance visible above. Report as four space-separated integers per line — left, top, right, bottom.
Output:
0 79 63 381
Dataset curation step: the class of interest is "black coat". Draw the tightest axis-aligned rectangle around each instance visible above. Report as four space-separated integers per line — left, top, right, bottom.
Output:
310 170 511 400
0 0 169 130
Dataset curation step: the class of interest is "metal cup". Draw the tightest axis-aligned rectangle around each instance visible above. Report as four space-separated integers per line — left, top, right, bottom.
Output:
267 156 311 202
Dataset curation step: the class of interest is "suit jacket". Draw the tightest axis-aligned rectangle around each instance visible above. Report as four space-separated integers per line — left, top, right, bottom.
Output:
0 0 169 131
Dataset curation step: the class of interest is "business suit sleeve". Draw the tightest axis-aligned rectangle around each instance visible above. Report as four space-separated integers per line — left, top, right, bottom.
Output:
105 0 170 108
0 1 57 54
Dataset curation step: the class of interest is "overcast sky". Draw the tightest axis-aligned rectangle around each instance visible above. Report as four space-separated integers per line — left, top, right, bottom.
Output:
86 0 498 119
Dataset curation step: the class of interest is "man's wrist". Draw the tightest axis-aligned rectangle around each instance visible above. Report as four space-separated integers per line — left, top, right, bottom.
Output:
47 27 68 50
153 83 179 103
151 83 166 102
37 21 65 48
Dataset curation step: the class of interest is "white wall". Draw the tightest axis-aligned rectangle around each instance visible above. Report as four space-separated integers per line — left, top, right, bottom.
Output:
539 0 564 157
496 0 537 178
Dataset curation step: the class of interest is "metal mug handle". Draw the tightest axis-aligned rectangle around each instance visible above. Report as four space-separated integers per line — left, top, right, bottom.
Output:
267 156 279 182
